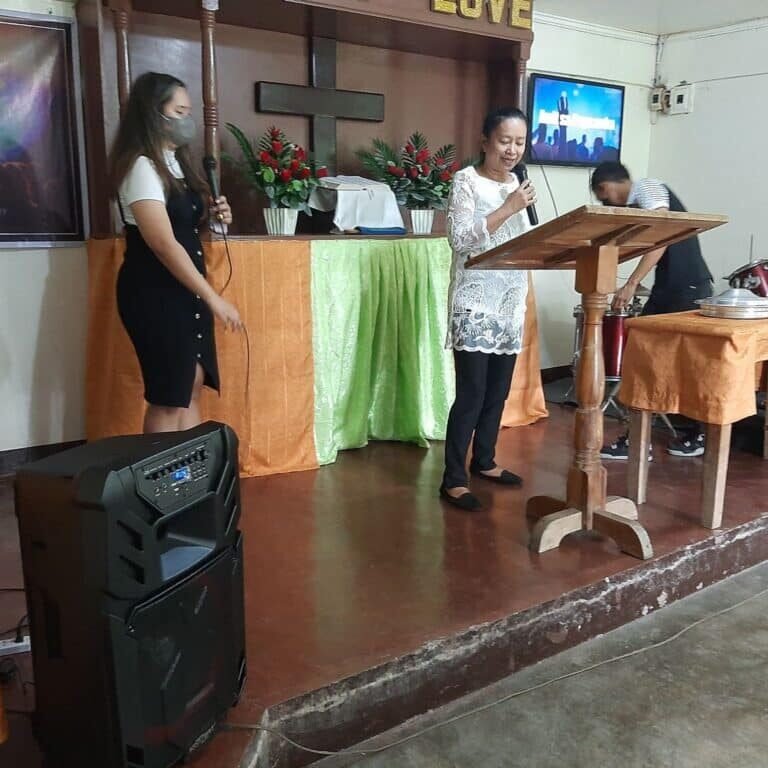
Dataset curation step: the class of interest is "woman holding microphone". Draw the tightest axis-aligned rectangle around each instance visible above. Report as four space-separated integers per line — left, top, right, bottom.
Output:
441 107 537 511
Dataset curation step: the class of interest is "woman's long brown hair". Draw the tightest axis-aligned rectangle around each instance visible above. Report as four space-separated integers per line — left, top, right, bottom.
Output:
109 72 208 200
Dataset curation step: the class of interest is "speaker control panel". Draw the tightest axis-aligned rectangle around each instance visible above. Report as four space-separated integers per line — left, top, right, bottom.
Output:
135 442 214 511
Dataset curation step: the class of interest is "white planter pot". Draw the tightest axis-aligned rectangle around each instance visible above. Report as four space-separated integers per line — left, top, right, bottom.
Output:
410 208 435 235
264 208 299 236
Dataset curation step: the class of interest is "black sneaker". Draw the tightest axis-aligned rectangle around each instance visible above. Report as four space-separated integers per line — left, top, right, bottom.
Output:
667 432 705 457
600 434 653 461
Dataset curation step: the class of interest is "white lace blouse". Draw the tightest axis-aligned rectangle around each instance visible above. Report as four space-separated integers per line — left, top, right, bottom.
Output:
445 166 530 355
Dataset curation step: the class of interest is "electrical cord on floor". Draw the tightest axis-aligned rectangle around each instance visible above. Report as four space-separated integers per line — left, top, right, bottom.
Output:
0 657 34 697
223 583 768 759
0 614 28 641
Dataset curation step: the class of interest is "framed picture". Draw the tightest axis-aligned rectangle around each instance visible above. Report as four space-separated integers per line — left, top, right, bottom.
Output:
0 13 88 245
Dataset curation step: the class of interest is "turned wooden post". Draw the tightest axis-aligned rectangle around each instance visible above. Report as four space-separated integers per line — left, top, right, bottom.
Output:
566 246 617 524
111 1 132 115
200 2 220 169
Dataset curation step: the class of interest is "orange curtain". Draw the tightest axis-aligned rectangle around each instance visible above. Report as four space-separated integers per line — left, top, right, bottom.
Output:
86 238 548 477
85 238 318 476
502 273 549 427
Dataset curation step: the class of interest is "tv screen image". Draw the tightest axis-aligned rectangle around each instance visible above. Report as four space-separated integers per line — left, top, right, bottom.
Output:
527 74 625 168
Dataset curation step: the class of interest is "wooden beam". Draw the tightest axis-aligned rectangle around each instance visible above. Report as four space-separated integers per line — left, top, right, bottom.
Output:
255 83 385 122
109 0 132 115
77 0 114 236
255 37 385 173
201 4 219 167
309 36 337 173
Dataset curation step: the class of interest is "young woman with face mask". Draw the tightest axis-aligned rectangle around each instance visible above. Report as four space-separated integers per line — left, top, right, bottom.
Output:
109 72 243 434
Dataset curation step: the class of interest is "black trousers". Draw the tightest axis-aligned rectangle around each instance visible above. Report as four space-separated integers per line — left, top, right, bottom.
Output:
641 279 714 436
443 350 517 488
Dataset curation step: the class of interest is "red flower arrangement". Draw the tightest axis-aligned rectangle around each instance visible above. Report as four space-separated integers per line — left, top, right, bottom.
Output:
225 124 328 213
357 132 459 210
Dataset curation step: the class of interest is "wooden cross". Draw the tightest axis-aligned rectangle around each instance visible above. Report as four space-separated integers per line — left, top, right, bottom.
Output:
255 36 384 174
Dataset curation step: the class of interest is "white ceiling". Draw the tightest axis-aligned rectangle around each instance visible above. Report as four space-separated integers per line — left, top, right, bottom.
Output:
534 0 768 35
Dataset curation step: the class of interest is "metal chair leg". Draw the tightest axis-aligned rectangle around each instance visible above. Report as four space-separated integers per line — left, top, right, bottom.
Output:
657 413 677 437
602 380 625 419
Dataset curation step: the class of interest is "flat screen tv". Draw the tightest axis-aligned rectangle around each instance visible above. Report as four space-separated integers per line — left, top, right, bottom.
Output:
527 73 625 168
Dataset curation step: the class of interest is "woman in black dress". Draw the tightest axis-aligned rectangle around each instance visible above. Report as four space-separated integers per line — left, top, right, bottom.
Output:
109 72 242 433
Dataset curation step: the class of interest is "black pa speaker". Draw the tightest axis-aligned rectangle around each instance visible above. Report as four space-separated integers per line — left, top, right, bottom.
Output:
14 421 246 768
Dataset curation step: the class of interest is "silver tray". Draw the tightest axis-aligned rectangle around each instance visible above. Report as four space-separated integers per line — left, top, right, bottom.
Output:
696 287 768 319
698 304 768 319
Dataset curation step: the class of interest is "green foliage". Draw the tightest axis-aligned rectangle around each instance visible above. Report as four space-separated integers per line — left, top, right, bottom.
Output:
356 132 460 210
224 123 328 214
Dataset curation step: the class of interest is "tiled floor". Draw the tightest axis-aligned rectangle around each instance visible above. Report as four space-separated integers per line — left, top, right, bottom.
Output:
1 407 766 767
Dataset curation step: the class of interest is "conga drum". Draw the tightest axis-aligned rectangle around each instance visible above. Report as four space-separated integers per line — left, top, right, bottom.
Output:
603 310 630 380
727 259 768 297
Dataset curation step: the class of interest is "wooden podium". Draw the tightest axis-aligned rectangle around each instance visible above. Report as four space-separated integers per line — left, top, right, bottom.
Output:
468 205 728 560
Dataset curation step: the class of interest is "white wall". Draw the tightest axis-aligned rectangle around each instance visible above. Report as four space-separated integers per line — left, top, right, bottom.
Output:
0 0 87 452
0 7 659 450
528 13 657 368
648 19 768 288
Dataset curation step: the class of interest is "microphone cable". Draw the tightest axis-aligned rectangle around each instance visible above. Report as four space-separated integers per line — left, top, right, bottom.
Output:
536 161 560 218
203 155 250 428
212 215 251 445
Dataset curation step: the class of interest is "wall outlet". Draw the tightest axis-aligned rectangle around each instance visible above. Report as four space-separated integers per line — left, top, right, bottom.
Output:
0 634 31 657
669 83 694 115
650 86 666 112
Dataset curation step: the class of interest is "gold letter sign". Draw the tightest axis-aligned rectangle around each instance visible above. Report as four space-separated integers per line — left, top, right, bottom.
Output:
458 0 482 19
431 0 457 14
487 0 506 24
510 0 532 29
431 0 532 29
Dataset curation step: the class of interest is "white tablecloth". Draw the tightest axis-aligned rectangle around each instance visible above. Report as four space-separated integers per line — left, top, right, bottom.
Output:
309 176 405 231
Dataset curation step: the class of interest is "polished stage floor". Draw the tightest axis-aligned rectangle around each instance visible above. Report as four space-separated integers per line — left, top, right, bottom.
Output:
1 404 766 767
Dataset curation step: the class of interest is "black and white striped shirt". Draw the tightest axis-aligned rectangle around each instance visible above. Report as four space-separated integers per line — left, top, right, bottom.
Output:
627 179 670 210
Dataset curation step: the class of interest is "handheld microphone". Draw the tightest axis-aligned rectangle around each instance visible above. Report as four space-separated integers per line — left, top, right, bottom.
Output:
513 162 539 226
202 155 223 220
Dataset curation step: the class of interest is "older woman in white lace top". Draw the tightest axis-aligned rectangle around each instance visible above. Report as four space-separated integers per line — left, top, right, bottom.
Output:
440 107 537 511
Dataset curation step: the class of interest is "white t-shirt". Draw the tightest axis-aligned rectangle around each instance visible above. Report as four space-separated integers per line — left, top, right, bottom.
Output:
118 149 184 225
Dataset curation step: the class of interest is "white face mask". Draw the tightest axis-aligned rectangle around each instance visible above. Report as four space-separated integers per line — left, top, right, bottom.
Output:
162 114 196 147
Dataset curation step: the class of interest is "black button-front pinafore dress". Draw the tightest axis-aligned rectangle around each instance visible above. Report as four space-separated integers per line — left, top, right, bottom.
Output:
116 182 220 408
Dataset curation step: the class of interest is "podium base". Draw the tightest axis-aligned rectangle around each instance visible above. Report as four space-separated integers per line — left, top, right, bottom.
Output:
527 495 653 560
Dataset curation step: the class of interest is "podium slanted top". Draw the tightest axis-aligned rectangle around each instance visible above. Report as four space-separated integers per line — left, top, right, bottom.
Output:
467 205 728 270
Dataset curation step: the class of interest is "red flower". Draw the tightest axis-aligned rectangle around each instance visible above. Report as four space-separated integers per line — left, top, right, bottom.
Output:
421 164 430 176
269 157 279 169
387 166 405 178
410 167 419 178
439 170 452 182
269 126 281 138
259 151 271 163
294 167 311 180
316 166 329 178
416 149 430 164
405 142 415 154
272 140 284 154
280 168 292 182
450 161 460 172
290 159 300 171
295 147 306 161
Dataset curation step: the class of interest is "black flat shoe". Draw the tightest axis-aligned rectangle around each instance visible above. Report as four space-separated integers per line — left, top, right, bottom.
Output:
470 468 523 486
439 485 482 511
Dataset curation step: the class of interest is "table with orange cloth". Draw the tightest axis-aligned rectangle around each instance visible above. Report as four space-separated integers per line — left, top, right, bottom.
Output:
619 311 768 528
86 237 547 478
